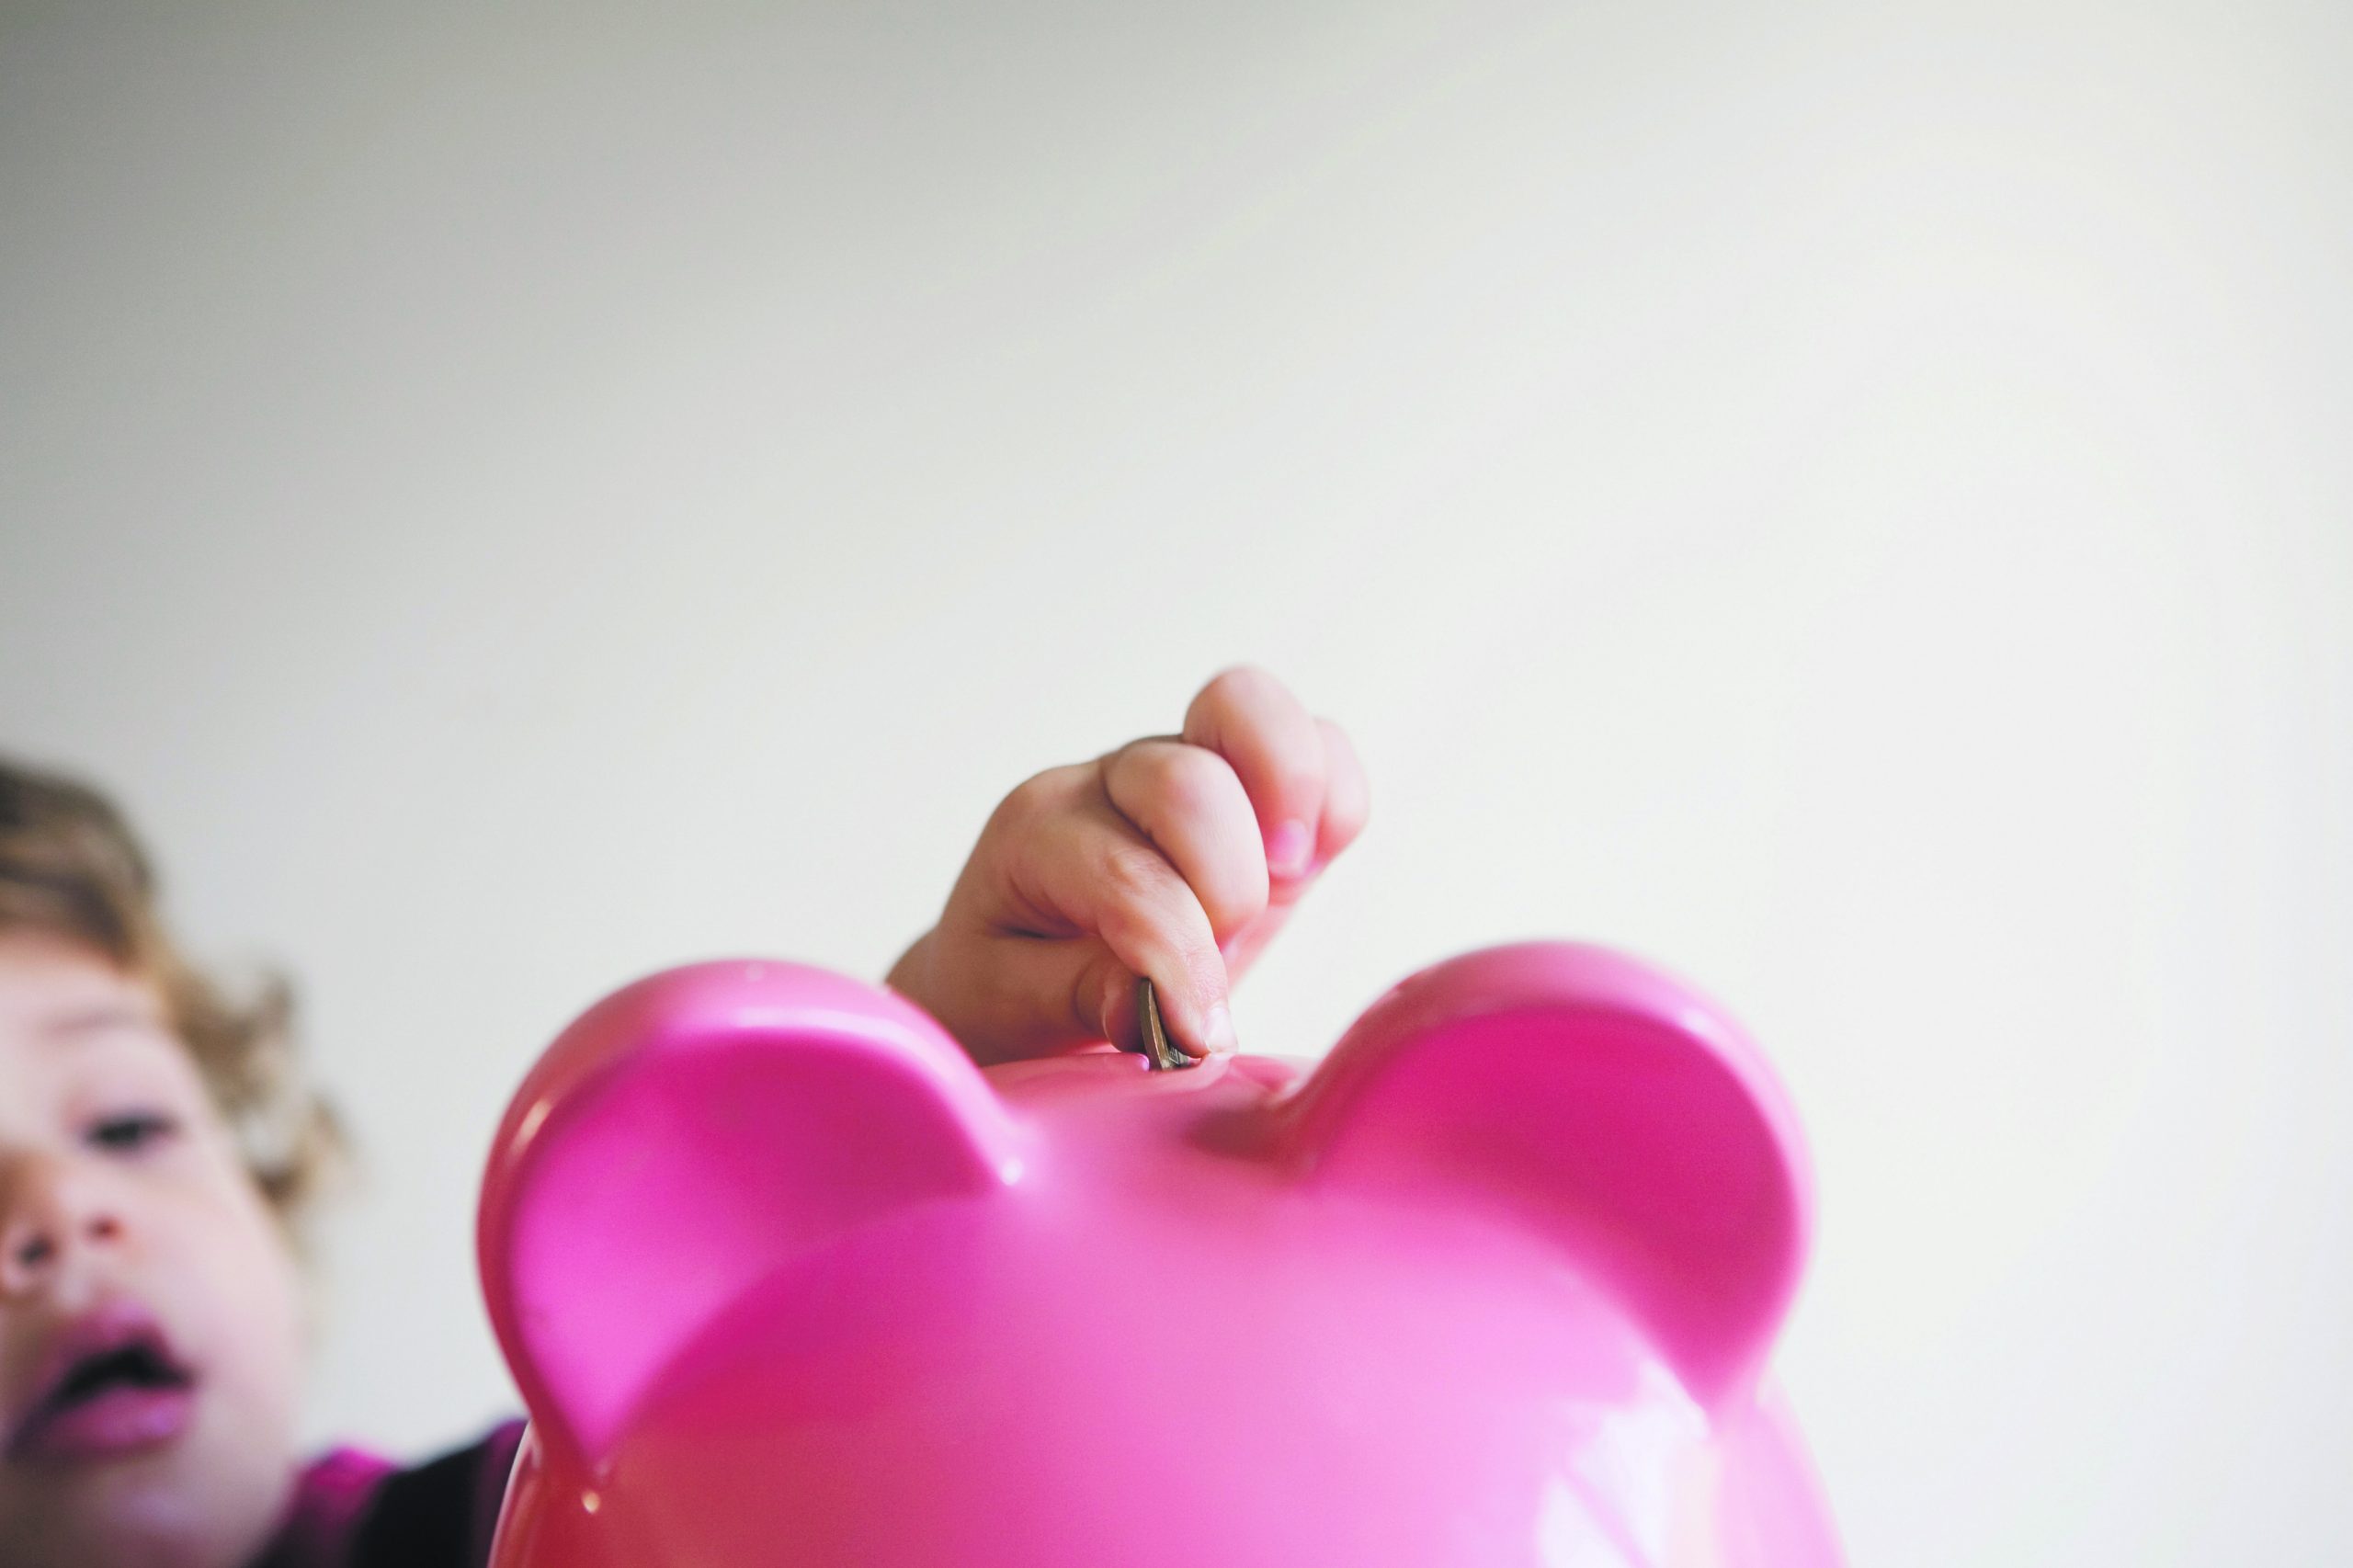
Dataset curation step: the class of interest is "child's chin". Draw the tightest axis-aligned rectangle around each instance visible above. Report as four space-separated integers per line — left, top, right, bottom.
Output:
45 1398 298 1566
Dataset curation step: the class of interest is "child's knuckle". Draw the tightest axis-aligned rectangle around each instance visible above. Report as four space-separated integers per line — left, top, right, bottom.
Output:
1193 663 1267 719
1097 840 1172 908
996 766 1073 832
1149 744 1226 818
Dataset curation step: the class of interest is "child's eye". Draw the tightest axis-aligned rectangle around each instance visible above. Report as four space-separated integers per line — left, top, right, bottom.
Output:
85 1112 179 1153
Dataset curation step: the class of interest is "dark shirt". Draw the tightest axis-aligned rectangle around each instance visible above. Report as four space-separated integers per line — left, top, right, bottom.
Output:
249 1420 528 1568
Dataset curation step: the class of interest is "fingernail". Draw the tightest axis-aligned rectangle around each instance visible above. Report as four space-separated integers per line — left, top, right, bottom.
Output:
1203 1002 1236 1055
1267 820 1312 878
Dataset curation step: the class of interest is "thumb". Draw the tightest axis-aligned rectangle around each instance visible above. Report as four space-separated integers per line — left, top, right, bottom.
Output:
982 930 1234 1064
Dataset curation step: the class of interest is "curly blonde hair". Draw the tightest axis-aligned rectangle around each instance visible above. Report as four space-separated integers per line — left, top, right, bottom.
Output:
0 755 347 1242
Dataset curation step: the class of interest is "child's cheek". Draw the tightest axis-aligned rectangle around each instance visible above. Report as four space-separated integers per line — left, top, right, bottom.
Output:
210 1178 306 1404
151 1158 309 1448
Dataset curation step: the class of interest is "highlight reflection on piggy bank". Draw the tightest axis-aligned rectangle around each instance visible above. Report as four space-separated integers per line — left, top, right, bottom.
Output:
477 942 1843 1566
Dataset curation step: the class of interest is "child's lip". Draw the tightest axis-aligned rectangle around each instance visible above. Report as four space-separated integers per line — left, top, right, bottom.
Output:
4 1298 199 1464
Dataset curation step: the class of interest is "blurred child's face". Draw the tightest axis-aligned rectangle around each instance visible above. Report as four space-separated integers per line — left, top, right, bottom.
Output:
0 931 306 1568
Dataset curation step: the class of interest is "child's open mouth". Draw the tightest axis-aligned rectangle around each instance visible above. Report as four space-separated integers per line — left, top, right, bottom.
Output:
6 1304 198 1466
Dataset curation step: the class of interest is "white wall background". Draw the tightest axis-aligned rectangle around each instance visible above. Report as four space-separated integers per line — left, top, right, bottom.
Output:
4 2 2347 1562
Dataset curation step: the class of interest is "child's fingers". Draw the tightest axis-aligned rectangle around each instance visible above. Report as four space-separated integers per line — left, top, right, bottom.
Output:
1313 716 1371 871
1015 797 1235 1058
1099 737 1270 942
1180 665 1328 882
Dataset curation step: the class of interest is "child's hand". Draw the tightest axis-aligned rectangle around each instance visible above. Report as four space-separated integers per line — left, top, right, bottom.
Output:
887 666 1369 1068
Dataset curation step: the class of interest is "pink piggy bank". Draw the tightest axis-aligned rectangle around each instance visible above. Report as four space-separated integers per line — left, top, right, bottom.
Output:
477 941 1843 1566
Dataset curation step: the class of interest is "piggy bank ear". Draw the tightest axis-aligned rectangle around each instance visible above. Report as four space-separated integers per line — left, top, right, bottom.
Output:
1284 942 1813 1410
476 960 1021 1469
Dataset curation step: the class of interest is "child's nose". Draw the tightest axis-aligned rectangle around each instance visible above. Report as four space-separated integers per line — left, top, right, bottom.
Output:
0 1155 125 1299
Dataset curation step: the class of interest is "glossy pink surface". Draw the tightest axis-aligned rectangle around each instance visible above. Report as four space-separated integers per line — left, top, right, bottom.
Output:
478 942 1842 1566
